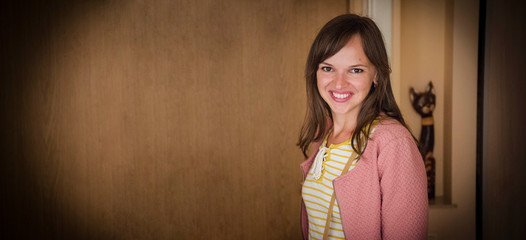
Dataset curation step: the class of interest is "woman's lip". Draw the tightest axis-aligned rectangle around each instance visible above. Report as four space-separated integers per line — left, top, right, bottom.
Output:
330 91 353 102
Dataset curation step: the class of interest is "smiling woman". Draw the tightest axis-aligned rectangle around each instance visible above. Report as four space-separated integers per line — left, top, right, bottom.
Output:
316 35 376 132
298 14 428 240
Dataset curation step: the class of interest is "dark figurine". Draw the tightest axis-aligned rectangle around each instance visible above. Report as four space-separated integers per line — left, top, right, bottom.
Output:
410 82 436 199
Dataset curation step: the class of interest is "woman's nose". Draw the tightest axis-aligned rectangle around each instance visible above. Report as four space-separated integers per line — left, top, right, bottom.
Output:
334 73 347 89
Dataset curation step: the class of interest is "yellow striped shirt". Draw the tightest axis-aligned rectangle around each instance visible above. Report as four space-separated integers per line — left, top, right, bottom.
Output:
301 136 356 240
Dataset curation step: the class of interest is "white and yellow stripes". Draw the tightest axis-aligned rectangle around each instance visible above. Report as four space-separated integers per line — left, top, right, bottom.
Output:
301 138 357 240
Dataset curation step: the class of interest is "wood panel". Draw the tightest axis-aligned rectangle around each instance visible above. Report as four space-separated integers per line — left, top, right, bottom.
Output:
482 0 526 239
0 0 346 239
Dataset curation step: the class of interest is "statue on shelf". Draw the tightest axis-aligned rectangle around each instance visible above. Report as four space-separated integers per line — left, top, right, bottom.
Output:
410 82 436 199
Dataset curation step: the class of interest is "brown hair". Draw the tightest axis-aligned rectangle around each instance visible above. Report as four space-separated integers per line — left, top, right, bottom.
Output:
297 14 413 158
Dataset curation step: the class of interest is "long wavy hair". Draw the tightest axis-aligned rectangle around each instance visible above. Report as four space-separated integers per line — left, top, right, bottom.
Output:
297 14 413 158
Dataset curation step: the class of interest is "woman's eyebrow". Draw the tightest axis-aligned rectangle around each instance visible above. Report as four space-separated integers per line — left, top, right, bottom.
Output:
350 64 368 68
319 62 369 68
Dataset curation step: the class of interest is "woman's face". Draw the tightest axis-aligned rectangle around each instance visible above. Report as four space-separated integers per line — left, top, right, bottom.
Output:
316 34 377 121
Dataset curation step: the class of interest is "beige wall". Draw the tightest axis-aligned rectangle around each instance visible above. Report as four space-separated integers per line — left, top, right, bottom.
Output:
400 0 448 198
398 0 478 239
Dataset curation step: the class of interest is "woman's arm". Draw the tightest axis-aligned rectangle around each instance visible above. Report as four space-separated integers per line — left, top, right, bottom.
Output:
377 136 428 240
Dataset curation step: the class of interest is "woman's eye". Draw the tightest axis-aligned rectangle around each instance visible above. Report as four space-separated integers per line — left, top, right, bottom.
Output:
350 68 364 73
320 66 332 72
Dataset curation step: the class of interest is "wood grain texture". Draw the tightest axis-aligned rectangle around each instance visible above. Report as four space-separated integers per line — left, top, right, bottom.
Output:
482 0 526 238
0 0 346 239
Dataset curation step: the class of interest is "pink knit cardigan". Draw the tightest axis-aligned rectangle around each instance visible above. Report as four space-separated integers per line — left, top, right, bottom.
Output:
300 119 428 240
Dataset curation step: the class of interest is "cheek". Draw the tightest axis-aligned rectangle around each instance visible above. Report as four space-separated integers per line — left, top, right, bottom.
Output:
316 74 325 89
316 73 331 87
356 76 374 90
316 77 330 99
316 80 325 97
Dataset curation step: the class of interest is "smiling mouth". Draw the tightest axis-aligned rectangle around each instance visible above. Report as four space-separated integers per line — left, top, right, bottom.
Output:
330 91 353 102
332 92 351 99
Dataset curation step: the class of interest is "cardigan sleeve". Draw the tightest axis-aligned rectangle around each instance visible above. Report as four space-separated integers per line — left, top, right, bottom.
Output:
377 136 428 240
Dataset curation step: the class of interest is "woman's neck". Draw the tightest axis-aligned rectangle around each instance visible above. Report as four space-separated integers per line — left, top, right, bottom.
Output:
331 111 358 133
328 114 357 145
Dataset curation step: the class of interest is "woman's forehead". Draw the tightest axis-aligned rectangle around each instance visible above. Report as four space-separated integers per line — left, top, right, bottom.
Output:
322 35 372 67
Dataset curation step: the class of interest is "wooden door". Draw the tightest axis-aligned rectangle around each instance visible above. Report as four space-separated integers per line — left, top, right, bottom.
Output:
0 0 346 239
480 0 526 239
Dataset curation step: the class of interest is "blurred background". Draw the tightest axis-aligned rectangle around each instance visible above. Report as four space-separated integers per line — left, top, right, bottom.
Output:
1 0 524 239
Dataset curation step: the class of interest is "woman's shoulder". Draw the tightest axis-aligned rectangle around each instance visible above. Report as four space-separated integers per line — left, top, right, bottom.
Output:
371 118 414 145
367 118 422 167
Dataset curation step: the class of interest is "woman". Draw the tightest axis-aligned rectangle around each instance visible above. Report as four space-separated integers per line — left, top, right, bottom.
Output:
298 14 428 240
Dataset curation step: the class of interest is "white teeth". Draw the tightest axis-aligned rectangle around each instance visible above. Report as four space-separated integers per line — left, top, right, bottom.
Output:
333 92 350 99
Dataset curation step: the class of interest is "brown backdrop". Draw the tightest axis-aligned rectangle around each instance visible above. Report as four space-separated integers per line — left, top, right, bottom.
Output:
0 0 346 239
480 0 526 238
